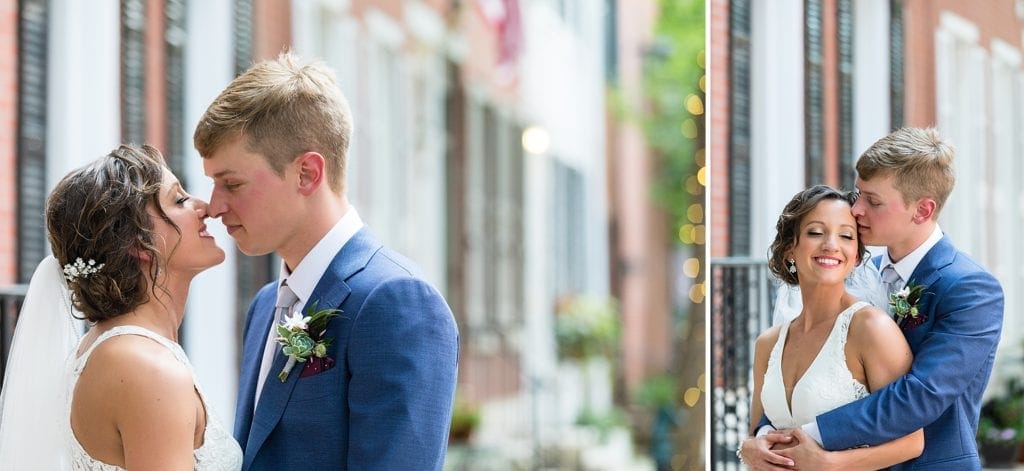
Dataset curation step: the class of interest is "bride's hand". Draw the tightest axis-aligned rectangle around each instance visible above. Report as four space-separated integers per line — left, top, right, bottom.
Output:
769 429 800 451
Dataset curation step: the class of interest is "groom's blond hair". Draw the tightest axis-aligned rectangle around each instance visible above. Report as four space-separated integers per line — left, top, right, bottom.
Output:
856 127 956 216
193 52 352 194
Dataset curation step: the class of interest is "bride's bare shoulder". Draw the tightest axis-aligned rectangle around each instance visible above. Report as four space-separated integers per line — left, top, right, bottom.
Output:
79 335 193 402
754 325 783 351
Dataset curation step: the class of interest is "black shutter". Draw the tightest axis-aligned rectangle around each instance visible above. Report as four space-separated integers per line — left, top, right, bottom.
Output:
804 0 824 185
603 0 618 84
482 105 498 327
233 0 253 76
728 0 751 256
16 0 49 283
508 123 524 325
889 0 904 130
164 0 188 184
444 60 467 329
837 0 855 189
121 0 146 144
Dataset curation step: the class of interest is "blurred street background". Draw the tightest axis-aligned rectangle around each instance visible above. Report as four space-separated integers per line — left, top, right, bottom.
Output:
0 0 705 469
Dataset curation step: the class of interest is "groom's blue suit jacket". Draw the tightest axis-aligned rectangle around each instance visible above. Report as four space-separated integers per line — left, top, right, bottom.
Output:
816 235 1004 469
233 228 460 470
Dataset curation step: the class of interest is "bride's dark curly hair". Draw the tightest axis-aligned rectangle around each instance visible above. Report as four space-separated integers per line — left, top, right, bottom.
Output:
768 184 866 285
45 144 181 322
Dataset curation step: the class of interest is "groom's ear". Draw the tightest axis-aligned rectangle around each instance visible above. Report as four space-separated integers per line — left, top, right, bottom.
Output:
912 198 937 224
295 152 326 196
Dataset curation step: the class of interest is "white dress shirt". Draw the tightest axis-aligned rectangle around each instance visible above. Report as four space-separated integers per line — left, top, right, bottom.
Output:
254 207 364 408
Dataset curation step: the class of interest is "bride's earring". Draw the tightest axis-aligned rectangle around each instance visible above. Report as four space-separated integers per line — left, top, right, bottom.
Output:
787 259 797 274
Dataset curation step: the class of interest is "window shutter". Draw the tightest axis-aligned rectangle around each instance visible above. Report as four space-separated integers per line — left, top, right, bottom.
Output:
17 0 49 283
164 0 188 183
804 0 824 185
728 0 751 256
889 0 904 130
121 0 146 144
233 0 254 76
837 0 855 189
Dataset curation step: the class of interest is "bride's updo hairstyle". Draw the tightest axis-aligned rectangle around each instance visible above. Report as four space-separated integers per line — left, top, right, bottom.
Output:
46 144 179 322
768 184 866 285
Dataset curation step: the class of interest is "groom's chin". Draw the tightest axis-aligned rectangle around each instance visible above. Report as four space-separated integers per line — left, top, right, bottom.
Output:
235 244 273 257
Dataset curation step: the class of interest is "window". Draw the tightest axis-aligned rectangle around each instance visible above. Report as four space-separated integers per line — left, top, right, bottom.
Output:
16 0 49 283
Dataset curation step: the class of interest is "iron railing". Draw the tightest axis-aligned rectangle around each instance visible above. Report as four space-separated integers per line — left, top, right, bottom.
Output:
710 257 775 469
0 285 28 385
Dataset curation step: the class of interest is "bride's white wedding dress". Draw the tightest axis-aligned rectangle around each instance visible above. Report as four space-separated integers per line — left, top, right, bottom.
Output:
68 326 242 470
761 301 871 428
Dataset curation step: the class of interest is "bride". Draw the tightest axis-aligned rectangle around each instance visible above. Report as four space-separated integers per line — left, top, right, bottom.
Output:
0 145 242 469
741 185 923 470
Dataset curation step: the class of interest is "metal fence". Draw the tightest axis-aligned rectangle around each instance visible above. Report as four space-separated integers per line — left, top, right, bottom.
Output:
710 257 775 469
0 285 28 385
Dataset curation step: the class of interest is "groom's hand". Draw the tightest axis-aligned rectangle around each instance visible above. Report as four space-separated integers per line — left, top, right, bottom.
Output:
740 433 796 470
775 428 836 470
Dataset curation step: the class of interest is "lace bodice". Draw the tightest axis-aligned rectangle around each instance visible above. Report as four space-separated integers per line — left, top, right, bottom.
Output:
68 326 242 470
761 301 871 428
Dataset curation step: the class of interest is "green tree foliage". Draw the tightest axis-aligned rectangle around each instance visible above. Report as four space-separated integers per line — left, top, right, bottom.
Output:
643 0 705 242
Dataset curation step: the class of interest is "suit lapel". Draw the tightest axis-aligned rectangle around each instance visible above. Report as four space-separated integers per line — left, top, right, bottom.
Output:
904 235 956 325
234 288 275 447
243 228 382 461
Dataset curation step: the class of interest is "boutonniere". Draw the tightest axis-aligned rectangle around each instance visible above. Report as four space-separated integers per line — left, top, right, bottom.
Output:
275 301 340 382
890 282 927 329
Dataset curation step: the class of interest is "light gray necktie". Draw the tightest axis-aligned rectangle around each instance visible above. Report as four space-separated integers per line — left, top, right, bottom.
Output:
881 264 903 300
255 282 298 408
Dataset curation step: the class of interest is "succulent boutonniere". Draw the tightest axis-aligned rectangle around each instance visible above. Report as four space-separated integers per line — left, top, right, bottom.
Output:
890 282 927 329
275 301 340 382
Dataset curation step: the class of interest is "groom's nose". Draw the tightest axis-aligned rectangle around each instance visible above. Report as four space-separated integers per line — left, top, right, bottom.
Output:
207 189 228 218
850 198 865 217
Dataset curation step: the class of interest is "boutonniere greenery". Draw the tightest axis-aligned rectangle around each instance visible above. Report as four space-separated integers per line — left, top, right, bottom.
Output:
889 282 927 328
275 301 340 382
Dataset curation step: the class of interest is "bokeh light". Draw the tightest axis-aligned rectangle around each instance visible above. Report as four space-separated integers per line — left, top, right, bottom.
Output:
685 94 704 116
689 283 704 303
680 119 698 138
693 224 705 245
685 176 701 195
683 257 700 278
521 126 550 155
686 203 703 223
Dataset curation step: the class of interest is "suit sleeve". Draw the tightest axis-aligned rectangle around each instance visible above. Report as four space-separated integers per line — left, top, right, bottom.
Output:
815 268 1003 450
346 277 460 470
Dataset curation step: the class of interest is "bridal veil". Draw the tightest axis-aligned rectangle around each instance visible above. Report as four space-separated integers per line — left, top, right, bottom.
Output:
0 255 84 469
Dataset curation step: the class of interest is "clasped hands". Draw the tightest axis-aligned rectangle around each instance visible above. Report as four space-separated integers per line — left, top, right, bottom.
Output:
739 428 835 470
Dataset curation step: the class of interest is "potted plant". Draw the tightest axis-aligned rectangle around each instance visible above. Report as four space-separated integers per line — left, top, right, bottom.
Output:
448 397 481 445
554 295 620 361
977 378 1024 468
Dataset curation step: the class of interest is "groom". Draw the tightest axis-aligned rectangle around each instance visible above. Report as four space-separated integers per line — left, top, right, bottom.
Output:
742 127 1004 470
194 53 460 470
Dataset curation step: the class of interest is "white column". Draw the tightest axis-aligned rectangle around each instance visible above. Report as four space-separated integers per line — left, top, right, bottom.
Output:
47 0 120 184
852 0 891 158
183 0 239 427
749 0 805 257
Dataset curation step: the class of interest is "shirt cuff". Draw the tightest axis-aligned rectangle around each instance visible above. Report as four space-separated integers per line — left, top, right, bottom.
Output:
801 422 824 446
755 425 776 437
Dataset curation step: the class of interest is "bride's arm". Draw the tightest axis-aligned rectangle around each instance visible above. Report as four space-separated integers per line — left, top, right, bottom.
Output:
105 338 197 470
779 307 922 470
739 327 796 469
